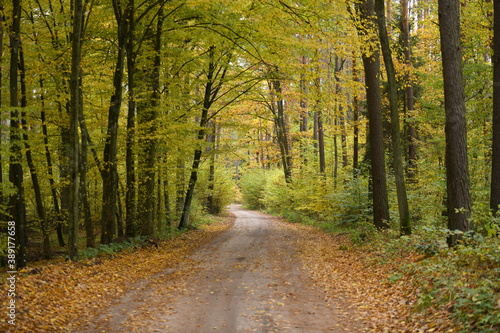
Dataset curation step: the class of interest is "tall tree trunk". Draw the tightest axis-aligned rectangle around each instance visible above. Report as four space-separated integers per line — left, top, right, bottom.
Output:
179 49 216 229
19 47 52 258
101 2 130 244
125 2 136 238
270 71 293 183
179 46 229 228
206 120 218 214
0 1 4 223
357 0 390 229
335 56 348 168
438 0 472 246
39 80 65 247
352 57 360 175
402 0 417 179
9 0 27 267
80 109 94 247
315 77 326 175
138 8 163 236
375 0 411 235
68 0 85 260
299 55 309 164
491 0 500 215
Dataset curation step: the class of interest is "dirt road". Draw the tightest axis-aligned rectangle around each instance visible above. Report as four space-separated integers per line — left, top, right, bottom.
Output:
78 205 367 332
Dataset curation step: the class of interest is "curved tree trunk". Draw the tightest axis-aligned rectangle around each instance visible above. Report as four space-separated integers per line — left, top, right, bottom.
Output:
375 0 411 235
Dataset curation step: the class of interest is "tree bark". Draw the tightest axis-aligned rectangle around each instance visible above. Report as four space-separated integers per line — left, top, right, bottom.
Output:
137 8 163 236
9 0 27 267
491 0 500 215
402 0 417 179
352 57 360 175
438 0 472 246
39 80 65 247
101 1 130 244
68 0 85 260
357 0 390 229
270 70 293 183
125 1 137 238
375 0 411 235
19 47 52 258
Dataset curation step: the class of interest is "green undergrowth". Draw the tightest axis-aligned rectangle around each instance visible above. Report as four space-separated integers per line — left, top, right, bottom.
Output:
238 168 500 332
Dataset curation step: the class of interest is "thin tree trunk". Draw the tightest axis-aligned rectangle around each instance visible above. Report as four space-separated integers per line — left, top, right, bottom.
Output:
206 121 218 214
179 49 216 229
375 0 411 235
352 57 360 174
270 72 293 183
125 0 136 238
438 0 472 246
39 80 65 247
402 0 417 179
19 46 51 258
491 0 500 215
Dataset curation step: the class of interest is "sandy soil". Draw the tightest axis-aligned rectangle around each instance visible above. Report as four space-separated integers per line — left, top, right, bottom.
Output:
77 205 368 332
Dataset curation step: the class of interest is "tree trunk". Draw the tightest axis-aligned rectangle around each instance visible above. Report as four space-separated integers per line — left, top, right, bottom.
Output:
0 2 4 223
491 0 500 215
438 0 472 246
179 46 228 228
357 0 390 229
101 1 130 244
19 47 52 259
125 2 137 238
270 72 293 183
402 0 417 179
80 110 94 247
375 0 411 235
68 0 85 260
39 80 65 247
138 8 163 236
206 120 218 214
9 0 27 268
352 57 360 175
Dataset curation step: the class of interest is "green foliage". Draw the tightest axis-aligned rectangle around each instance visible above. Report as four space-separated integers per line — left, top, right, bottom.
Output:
196 162 237 214
79 237 151 259
239 168 269 210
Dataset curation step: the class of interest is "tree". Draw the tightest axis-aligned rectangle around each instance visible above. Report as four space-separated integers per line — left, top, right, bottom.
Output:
354 0 390 229
100 0 132 244
438 0 472 246
375 0 411 235
8 0 27 268
491 0 500 216
67 0 85 260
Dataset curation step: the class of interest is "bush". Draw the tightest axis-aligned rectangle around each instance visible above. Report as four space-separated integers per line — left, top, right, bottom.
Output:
239 168 269 210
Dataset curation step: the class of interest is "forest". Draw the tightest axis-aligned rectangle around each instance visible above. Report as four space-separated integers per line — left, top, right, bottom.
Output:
1 0 499 332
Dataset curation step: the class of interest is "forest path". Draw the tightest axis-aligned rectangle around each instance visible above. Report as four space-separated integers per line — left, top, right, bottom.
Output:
78 205 367 332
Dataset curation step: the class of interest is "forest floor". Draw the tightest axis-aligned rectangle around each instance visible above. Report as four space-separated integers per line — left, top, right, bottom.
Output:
1 205 458 332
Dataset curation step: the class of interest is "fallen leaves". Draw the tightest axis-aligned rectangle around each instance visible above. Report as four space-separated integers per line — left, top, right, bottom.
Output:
277 219 460 332
0 217 232 333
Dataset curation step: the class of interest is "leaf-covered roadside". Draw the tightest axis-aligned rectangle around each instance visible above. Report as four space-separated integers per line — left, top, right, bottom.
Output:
287 219 500 333
0 217 233 333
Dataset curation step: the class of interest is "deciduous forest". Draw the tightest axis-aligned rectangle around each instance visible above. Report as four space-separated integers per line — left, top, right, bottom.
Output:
1 0 499 332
